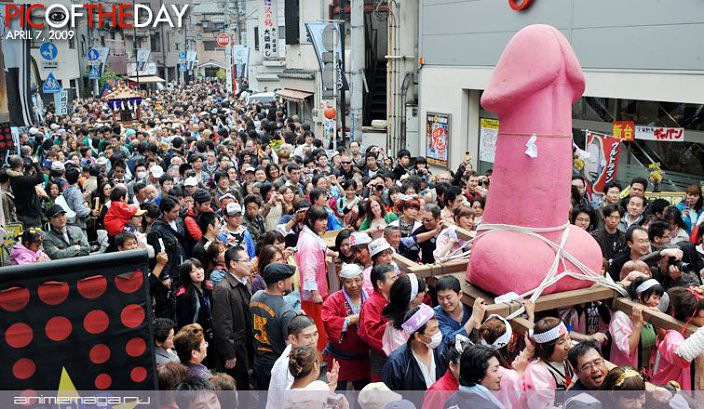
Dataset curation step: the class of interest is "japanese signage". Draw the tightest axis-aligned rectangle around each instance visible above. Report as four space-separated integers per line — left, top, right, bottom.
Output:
584 131 622 196
479 118 499 163
258 0 278 59
635 126 685 142
54 89 68 116
305 22 349 98
645 191 686 205
426 112 450 168
612 121 634 141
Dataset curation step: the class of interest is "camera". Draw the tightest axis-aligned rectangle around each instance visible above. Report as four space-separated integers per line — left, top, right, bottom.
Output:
668 257 689 272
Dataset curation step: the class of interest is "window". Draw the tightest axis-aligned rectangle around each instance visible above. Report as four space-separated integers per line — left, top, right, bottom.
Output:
285 0 300 44
151 32 161 52
254 27 259 51
203 41 217 51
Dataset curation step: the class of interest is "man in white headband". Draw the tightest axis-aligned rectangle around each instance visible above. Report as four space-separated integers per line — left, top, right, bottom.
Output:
320 263 371 390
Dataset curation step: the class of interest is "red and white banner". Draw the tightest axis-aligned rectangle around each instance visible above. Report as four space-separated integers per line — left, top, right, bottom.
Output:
635 126 685 142
584 131 622 196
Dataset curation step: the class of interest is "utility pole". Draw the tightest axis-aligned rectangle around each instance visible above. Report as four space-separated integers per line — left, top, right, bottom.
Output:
132 0 140 87
160 0 168 82
338 0 347 145
350 0 363 143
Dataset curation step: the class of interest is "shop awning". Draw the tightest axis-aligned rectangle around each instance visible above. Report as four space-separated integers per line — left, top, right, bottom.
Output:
276 88 314 103
127 75 165 83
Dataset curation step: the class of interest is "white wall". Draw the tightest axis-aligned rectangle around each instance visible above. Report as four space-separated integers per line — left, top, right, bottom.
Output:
418 65 704 172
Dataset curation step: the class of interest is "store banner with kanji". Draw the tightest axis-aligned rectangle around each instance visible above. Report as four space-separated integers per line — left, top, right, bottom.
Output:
612 121 634 141
0 250 156 390
635 125 685 142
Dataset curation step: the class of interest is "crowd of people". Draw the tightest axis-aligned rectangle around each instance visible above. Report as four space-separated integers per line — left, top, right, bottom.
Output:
5 79 704 408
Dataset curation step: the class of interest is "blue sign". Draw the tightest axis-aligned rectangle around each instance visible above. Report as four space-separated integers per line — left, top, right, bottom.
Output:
87 48 100 61
179 51 186 61
42 72 61 94
39 42 58 61
179 64 187 72
89 66 100 80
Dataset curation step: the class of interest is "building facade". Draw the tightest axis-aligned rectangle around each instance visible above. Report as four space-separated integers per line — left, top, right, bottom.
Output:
417 0 704 189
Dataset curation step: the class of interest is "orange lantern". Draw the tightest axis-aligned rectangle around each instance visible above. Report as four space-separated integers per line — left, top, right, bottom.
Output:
323 107 336 120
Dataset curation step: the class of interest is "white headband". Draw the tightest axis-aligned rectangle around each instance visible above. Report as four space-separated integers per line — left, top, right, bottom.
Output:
455 334 472 353
531 322 568 344
636 279 660 294
408 273 419 304
481 315 513 349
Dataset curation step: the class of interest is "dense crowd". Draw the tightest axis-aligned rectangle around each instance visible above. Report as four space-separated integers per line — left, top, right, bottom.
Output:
5 79 704 409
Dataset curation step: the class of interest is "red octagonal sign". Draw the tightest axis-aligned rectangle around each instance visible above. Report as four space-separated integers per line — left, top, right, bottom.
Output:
216 33 230 47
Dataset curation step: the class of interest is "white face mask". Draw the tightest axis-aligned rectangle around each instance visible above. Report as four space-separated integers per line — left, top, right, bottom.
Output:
136 171 147 180
424 331 443 349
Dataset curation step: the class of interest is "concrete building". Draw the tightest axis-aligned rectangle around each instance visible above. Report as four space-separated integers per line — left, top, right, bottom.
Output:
417 0 704 188
244 0 286 92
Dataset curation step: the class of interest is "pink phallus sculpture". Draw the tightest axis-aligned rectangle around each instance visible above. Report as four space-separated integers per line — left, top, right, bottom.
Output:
467 25 603 296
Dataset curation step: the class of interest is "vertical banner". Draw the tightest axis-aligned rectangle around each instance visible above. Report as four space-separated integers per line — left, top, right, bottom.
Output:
425 112 450 168
479 118 499 163
136 49 151 72
258 0 279 59
0 7 34 127
305 22 349 97
54 89 68 116
584 130 622 196
233 45 250 80
0 250 157 390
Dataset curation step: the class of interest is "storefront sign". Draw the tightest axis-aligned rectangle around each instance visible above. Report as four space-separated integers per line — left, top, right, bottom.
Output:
612 121 634 141
258 0 278 59
584 130 622 196
509 0 535 11
479 118 499 163
635 126 685 142
425 112 450 168
645 191 686 205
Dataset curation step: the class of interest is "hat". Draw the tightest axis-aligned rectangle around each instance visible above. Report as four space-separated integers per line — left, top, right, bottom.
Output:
368 238 391 257
262 263 296 285
28 127 39 135
219 193 236 202
50 123 59 131
96 157 108 166
340 263 364 279
183 177 198 187
349 232 372 248
358 383 402 409
134 208 147 217
243 166 255 173
50 161 65 172
224 202 243 217
47 204 67 218
150 165 164 178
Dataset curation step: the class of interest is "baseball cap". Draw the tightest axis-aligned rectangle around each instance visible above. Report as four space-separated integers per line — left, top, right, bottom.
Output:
349 232 372 248
224 202 243 217
358 383 402 409
243 166 255 173
47 205 67 218
50 161 65 172
183 177 198 187
96 157 108 166
262 263 296 285
150 165 164 178
368 238 392 257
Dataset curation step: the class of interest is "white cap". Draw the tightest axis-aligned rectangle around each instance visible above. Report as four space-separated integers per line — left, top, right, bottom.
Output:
349 232 372 248
225 202 243 216
50 123 59 131
183 177 198 187
340 263 364 279
358 383 402 409
243 165 255 173
28 127 39 135
368 238 391 257
50 161 65 172
96 157 108 166
150 165 164 178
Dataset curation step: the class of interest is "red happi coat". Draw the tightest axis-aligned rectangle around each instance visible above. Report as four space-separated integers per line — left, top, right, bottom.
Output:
321 289 370 382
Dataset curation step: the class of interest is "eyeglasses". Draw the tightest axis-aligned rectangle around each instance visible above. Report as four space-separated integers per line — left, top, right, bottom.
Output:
342 161 351 164
578 357 604 373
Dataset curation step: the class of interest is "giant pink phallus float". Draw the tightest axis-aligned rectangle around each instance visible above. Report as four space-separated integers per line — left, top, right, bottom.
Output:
467 25 603 296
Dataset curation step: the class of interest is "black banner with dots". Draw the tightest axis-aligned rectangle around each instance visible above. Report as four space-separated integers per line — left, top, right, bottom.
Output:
0 250 156 390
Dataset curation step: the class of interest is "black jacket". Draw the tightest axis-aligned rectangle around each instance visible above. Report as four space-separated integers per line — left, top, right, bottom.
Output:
147 219 187 286
8 165 44 226
211 272 254 374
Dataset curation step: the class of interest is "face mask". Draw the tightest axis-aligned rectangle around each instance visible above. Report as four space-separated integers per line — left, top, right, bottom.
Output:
136 171 147 180
425 331 443 349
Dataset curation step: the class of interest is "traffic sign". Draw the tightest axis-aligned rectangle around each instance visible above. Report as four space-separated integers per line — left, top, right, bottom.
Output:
40 42 58 61
179 64 187 72
42 72 61 94
87 48 99 61
179 51 186 62
216 33 230 47
89 66 100 80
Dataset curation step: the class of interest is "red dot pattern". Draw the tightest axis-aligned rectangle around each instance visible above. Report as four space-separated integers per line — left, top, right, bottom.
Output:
0 286 30 312
115 271 144 294
83 310 109 335
130 366 147 383
45 316 72 341
125 337 146 357
37 281 69 305
77 275 107 299
5 323 33 349
120 304 145 328
94 373 112 389
12 358 35 380
89 344 111 364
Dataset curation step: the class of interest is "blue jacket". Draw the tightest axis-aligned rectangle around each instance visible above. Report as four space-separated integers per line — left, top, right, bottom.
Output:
675 202 703 234
435 304 472 349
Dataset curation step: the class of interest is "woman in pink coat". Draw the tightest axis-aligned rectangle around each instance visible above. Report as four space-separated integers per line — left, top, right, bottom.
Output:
295 206 338 352
11 228 50 265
